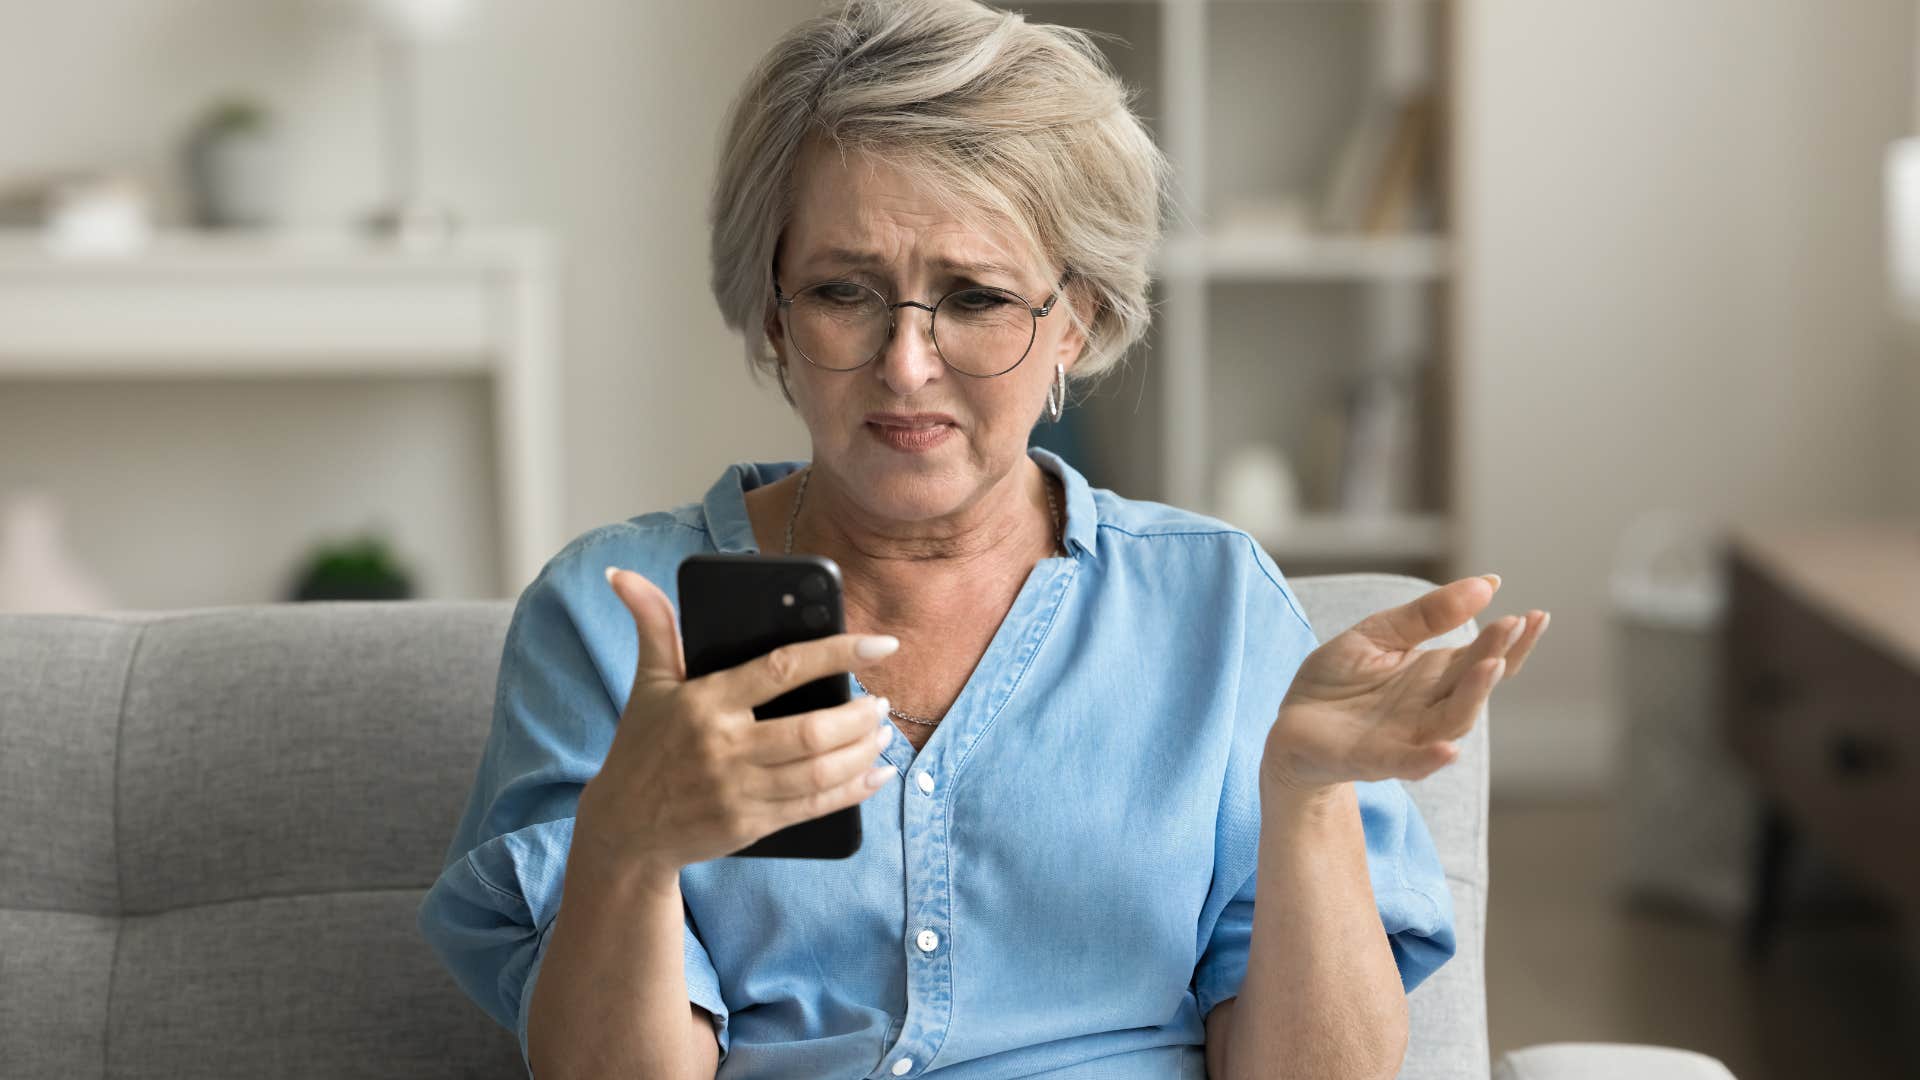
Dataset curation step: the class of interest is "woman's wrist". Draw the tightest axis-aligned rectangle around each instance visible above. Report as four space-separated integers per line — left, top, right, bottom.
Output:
566 820 684 905
1259 717 1351 820
1260 703 1344 801
1262 777 1350 822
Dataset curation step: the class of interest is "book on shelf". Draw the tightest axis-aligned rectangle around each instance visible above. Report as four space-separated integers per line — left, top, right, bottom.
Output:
1362 90 1435 234
1337 365 1420 517
1316 87 1437 237
1302 403 1350 510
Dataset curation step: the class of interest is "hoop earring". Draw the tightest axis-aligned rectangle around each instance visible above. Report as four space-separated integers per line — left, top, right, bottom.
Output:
1045 363 1066 422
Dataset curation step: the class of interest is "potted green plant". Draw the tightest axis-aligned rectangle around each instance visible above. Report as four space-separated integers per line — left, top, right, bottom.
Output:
287 532 416 601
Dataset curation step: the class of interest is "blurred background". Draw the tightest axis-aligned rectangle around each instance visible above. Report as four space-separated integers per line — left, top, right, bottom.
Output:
3 0 1918 1076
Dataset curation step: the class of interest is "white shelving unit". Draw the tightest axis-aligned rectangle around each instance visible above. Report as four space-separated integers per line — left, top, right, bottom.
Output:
0 227 564 597
1024 0 1458 573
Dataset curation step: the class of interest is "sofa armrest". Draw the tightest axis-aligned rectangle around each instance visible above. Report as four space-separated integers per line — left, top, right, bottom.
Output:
1493 1043 1738 1080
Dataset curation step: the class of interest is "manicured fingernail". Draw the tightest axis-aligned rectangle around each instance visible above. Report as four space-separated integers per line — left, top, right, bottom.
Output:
1505 617 1526 649
604 566 619 585
875 724 892 748
865 766 892 788
872 696 891 720
1480 573 1502 591
856 635 900 659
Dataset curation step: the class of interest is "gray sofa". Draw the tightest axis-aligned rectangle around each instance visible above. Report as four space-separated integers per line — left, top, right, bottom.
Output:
1 573 1736 1079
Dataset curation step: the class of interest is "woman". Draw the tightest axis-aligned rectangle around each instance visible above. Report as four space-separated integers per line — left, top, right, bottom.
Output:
419 1 1550 1077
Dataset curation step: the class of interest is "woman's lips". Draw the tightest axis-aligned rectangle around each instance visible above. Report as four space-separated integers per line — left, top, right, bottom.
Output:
866 420 954 452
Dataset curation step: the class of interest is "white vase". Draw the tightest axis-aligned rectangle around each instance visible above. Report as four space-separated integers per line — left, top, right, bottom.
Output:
1215 443 1300 535
186 128 281 228
0 489 115 613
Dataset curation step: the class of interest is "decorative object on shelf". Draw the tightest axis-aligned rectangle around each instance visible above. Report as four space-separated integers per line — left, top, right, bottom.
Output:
0 172 73 226
286 529 417 601
0 488 116 613
1337 364 1418 517
182 94 282 228
1214 442 1300 536
43 173 154 257
353 0 475 250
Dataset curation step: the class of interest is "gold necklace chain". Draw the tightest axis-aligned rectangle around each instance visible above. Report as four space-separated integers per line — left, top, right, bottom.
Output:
781 463 1064 727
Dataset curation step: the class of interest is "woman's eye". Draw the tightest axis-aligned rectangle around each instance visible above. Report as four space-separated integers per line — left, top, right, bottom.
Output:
818 283 868 304
949 289 1012 312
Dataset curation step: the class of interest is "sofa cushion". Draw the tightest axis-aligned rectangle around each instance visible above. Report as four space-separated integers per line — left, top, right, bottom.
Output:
0 614 130 912
0 603 525 1079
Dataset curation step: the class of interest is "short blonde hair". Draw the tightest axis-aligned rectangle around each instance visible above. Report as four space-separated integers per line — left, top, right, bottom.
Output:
707 0 1170 403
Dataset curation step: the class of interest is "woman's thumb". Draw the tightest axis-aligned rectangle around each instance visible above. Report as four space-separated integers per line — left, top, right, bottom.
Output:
605 566 686 684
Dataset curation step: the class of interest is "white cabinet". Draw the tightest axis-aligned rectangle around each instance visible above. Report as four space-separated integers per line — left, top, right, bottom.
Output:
0 227 562 598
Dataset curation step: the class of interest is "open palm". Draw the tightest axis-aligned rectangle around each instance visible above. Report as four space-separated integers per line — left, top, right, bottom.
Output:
1262 575 1550 795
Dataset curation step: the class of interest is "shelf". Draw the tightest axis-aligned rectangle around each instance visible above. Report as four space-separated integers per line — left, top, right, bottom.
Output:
1155 228 1450 281
1246 510 1452 561
0 228 549 373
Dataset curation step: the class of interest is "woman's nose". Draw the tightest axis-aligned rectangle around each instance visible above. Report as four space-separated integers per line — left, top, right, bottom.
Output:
876 305 944 395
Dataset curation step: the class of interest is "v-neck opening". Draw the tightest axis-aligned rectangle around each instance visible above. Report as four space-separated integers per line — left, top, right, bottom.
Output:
859 551 1075 772
710 448 1088 773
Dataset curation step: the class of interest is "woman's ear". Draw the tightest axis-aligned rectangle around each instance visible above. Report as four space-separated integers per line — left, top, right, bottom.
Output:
1049 283 1090 374
764 303 786 359
762 300 798 407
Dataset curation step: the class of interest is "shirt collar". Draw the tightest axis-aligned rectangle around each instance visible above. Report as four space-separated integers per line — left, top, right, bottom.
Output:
1029 445 1098 559
701 458 805 554
700 445 1098 560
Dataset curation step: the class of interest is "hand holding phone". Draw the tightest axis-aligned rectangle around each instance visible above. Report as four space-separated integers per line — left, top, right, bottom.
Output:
572 561 895 877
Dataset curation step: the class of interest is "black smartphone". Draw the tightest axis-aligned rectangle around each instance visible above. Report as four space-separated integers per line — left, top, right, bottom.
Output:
676 552 863 860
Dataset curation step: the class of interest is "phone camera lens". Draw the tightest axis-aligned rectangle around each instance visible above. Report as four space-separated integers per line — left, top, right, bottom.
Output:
799 573 829 600
801 604 830 630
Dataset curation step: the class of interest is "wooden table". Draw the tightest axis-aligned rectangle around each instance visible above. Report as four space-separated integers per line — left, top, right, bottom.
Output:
1720 521 1920 957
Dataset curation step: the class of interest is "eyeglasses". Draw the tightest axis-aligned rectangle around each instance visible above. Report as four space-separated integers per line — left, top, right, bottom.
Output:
773 273 1068 378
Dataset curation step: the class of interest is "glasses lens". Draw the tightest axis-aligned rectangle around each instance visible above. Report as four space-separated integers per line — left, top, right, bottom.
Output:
934 288 1036 376
787 282 889 370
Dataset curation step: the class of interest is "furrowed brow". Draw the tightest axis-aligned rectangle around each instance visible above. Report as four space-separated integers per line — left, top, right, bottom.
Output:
810 246 1023 281
933 254 1023 280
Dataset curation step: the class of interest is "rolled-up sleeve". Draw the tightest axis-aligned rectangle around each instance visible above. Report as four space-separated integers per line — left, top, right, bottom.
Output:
415 542 732 1073
1192 538 1457 1019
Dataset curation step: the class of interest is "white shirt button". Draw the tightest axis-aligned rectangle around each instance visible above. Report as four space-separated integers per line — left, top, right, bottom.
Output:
915 771 935 795
916 928 939 952
892 1058 914 1075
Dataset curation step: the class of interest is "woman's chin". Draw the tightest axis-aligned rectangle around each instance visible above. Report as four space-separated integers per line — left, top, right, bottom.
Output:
835 458 970 518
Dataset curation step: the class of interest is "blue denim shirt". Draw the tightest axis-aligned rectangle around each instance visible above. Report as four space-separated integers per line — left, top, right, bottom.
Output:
418 446 1455 1079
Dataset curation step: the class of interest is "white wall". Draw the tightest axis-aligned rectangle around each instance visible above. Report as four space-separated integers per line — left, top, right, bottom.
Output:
0 0 812 607
1457 0 1919 795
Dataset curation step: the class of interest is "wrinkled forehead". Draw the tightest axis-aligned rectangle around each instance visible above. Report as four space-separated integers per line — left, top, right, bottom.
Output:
780 135 1047 287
